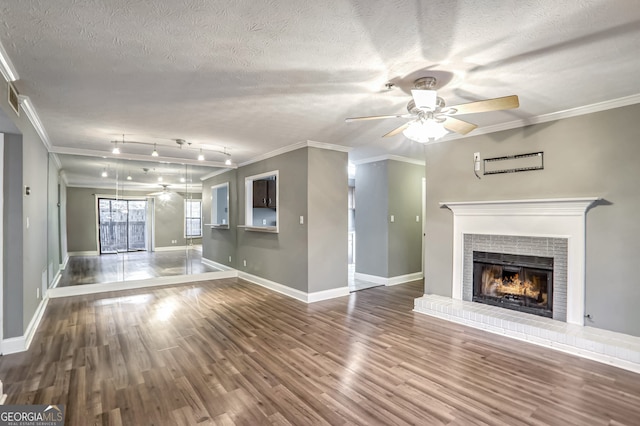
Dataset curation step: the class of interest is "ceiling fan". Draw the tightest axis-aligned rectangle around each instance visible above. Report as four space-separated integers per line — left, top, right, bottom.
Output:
345 77 519 142
147 184 173 196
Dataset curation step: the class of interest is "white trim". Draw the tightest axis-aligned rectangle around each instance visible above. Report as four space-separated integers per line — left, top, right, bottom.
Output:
200 168 234 181
414 294 640 375
239 140 350 167
1 336 24 355
440 197 599 326
68 251 99 257
431 93 640 145
47 271 237 299
0 40 19 81
2 297 50 355
59 170 69 186
307 286 350 302
60 253 70 270
244 170 279 231
238 272 348 303
154 245 190 252
355 271 424 286
50 270 62 289
48 145 235 169
24 297 49 350
50 152 62 169
17 95 51 149
352 154 425 166
238 271 308 302
201 257 234 271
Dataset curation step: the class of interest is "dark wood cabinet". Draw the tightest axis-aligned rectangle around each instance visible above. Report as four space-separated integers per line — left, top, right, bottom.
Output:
253 179 277 208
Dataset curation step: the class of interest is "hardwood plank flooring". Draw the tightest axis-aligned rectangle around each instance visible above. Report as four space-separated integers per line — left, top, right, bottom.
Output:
59 249 219 287
1 278 640 425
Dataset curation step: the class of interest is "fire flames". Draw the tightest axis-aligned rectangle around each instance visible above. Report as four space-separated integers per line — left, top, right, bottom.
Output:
481 266 547 304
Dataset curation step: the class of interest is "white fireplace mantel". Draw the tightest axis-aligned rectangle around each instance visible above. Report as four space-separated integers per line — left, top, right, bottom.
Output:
440 197 599 326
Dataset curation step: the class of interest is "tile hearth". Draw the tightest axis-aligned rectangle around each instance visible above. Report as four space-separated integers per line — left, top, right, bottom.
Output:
414 294 640 374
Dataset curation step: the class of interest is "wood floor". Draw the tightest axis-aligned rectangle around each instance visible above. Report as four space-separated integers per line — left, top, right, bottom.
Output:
1 279 639 425
59 249 219 287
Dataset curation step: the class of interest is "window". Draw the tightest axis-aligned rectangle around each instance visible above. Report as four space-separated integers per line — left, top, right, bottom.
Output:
245 170 279 232
185 199 202 237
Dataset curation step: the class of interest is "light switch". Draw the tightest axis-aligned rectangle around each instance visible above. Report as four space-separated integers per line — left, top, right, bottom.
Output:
390 215 395 223
300 215 304 225
416 216 420 222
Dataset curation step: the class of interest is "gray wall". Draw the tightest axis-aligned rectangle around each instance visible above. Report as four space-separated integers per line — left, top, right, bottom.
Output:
355 159 424 279
202 170 238 269
236 148 309 292
355 160 389 277
3 134 23 338
307 147 348 293
387 160 424 277
423 103 640 337
0 92 50 338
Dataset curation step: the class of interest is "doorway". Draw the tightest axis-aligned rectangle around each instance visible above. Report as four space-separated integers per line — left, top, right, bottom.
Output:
98 198 148 254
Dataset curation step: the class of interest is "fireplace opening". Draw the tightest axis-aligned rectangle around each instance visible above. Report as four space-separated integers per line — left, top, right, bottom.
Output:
473 251 553 318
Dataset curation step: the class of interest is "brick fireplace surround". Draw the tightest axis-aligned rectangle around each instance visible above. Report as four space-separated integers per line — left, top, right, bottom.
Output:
414 198 640 373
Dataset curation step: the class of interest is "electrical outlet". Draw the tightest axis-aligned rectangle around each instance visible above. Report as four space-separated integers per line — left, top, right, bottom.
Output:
243 259 247 267
36 287 40 299
262 219 267 225
228 255 232 262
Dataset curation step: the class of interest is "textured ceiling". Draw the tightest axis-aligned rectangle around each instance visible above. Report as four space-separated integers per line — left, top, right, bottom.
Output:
1 0 639 167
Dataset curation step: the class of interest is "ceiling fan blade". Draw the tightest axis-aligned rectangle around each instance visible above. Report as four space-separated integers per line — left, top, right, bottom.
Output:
442 117 478 135
383 122 412 138
345 113 411 122
447 95 519 115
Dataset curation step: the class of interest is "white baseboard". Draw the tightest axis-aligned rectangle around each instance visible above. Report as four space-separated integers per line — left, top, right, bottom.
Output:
355 271 423 286
387 271 424 286
60 253 69 270
308 286 350 302
50 270 62 289
201 257 234 271
47 271 237 299
238 272 348 303
238 272 308 302
68 251 99 257
1 296 49 355
154 245 189 252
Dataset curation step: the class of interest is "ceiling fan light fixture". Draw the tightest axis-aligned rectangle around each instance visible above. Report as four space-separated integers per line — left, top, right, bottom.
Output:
403 119 449 143
198 149 205 161
101 168 108 178
112 142 121 154
151 144 159 157
225 158 232 166
410 89 437 110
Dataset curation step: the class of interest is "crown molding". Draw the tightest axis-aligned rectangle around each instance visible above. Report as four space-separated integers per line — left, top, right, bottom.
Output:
239 140 350 167
48 145 236 169
432 93 640 144
352 154 425 166
18 95 51 149
200 168 235 181
0 40 19 82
